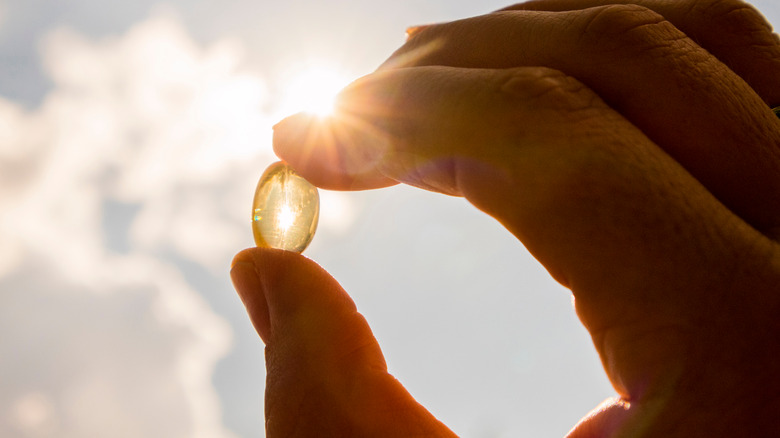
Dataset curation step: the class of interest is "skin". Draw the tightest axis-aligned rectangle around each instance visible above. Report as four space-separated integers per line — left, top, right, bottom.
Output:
230 0 780 436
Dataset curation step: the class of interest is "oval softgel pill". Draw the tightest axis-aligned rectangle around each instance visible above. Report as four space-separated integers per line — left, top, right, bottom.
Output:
252 161 319 253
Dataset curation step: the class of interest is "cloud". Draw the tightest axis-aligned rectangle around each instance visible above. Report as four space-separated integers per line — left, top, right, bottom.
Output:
32 14 277 273
0 258 234 438
0 10 302 438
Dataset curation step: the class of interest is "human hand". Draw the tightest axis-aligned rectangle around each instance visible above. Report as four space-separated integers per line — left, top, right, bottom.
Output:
231 0 780 436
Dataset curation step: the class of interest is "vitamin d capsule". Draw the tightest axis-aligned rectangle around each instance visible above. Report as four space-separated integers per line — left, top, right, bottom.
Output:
252 161 319 253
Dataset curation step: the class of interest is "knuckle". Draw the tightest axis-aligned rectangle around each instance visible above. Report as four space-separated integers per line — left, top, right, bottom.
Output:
578 4 687 56
495 68 629 192
495 66 660 186
580 4 665 39
694 0 768 26
692 0 777 46
690 0 780 106
498 67 603 122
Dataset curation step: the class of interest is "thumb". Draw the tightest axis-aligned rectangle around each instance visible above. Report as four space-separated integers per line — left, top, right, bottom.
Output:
230 247 456 438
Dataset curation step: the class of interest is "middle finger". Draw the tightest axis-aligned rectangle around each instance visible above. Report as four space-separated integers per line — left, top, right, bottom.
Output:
382 5 780 235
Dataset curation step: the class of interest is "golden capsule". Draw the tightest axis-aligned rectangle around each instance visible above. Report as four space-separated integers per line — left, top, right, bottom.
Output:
252 161 319 253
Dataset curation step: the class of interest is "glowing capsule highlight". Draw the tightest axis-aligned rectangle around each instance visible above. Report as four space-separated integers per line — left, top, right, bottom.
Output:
252 161 319 253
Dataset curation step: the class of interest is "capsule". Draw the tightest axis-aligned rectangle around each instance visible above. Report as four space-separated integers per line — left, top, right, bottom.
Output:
252 161 319 253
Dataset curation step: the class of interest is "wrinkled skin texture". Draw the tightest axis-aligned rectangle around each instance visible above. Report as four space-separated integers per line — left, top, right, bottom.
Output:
231 0 780 436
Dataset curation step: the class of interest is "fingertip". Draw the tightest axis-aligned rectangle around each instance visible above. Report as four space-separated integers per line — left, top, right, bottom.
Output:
230 246 257 269
232 247 331 343
273 111 398 190
246 246 313 284
272 112 316 150
235 247 313 294
272 112 320 168
230 248 274 343
405 23 437 40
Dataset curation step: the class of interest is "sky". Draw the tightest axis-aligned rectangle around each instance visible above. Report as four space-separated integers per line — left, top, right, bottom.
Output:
2 1 779 437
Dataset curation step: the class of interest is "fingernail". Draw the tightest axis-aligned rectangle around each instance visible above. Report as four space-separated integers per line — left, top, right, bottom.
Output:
405 24 430 40
230 260 256 301
272 113 306 136
272 112 316 132
230 259 272 343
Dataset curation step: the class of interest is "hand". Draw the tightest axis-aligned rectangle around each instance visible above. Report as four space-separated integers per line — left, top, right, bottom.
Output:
231 0 780 436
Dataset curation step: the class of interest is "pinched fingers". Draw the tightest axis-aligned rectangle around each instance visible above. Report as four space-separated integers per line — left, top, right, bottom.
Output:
272 5 780 434
273 63 780 424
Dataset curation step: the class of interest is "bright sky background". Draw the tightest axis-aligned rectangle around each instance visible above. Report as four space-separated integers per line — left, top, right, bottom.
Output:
2 1 779 437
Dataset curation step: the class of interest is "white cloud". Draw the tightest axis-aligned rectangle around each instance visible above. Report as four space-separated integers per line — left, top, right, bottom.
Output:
0 260 234 438
0 11 294 438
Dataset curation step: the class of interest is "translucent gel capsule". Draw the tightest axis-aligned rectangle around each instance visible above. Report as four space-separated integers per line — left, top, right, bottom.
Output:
252 161 319 253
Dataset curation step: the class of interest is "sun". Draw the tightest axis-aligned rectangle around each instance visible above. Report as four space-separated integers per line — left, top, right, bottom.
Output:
278 65 352 117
